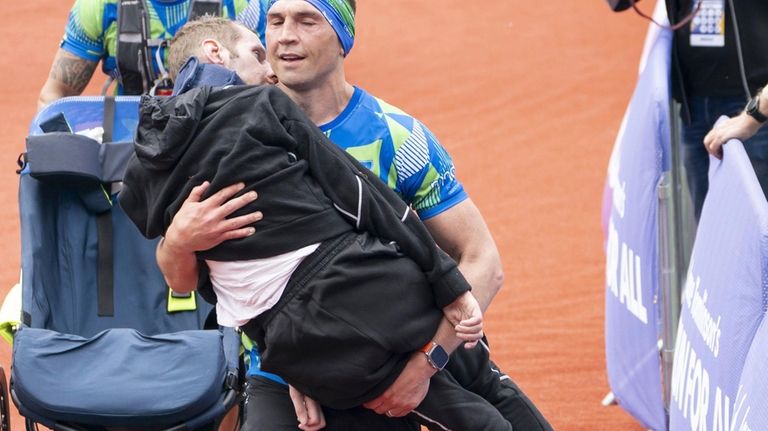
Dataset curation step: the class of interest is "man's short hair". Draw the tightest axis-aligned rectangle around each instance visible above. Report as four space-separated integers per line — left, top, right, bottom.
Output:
167 16 244 81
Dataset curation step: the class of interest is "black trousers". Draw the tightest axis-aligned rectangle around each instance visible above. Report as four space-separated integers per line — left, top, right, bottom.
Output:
240 345 553 431
240 232 553 430
444 343 554 431
242 375 420 431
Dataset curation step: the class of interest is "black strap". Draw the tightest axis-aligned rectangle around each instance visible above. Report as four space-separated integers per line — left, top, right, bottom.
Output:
97 94 117 316
103 96 115 143
116 0 154 94
189 0 222 20
96 212 114 316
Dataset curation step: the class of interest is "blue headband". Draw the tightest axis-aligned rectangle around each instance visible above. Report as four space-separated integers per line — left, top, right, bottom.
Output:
268 0 355 56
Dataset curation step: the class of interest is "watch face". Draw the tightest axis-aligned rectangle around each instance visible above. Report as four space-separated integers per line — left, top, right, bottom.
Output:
747 96 768 123
429 345 450 369
747 97 758 114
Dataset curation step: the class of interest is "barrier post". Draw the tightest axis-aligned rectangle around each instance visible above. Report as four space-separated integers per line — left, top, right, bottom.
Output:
657 100 693 420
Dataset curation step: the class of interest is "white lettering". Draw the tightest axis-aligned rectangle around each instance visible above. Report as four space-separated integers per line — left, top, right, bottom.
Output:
671 326 710 431
618 242 648 323
606 220 619 298
682 261 723 357
683 346 697 420
710 384 754 431
672 327 753 431
731 385 752 431
607 140 626 218
613 180 626 219
713 387 730 431
671 326 691 410
633 252 646 323
605 220 647 323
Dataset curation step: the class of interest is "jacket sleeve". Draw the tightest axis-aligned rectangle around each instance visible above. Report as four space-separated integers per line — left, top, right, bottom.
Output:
284 117 470 308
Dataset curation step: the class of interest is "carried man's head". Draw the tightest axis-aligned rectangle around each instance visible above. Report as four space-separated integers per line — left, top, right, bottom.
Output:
265 0 356 90
168 17 276 86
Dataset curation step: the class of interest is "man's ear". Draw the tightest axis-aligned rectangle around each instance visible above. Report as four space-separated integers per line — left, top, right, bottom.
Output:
201 39 228 65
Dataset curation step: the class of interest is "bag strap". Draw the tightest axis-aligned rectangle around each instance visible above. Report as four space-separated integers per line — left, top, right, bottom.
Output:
116 0 155 95
97 96 119 317
188 0 223 20
96 212 115 317
103 96 115 142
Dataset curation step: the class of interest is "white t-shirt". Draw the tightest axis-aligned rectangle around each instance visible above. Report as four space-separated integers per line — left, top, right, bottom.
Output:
206 242 321 327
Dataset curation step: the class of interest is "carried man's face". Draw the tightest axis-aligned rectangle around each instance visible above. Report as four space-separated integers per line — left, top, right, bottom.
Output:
227 25 277 86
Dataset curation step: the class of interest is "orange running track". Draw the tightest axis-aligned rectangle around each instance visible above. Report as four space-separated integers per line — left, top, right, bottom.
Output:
0 1 655 429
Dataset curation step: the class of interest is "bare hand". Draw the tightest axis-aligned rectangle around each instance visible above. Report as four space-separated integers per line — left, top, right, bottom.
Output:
703 113 763 159
288 385 326 431
163 181 262 253
362 352 434 417
442 291 484 349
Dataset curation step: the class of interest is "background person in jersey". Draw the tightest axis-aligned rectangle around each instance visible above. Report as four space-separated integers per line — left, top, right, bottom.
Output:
36 0 270 110
159 1 553 430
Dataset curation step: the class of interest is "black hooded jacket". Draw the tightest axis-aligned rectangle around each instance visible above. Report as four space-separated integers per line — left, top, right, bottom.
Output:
120 84 469 308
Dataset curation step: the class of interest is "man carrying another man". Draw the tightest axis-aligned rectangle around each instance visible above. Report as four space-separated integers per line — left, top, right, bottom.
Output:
159 1 552 430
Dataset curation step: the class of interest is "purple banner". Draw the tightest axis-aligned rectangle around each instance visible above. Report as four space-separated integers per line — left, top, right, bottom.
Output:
734 315 768 429
669 138 768 431
603 22 671 431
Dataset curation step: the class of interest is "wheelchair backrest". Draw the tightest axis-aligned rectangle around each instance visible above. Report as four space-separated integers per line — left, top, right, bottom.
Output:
20 96 212 337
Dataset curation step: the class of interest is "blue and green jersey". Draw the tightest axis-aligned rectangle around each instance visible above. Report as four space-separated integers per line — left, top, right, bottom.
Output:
60 0 269 85
320 87 467 220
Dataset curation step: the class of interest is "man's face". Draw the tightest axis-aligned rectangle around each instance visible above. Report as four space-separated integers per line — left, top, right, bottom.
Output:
224 25 277 86
265 0 344 90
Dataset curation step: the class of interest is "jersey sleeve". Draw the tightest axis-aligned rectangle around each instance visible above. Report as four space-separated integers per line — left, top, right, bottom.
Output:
396 121 468 220
60 0 106 62
235 0 269 46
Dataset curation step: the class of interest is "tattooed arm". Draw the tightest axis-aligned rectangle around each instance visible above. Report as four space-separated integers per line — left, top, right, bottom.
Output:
37 49 99 111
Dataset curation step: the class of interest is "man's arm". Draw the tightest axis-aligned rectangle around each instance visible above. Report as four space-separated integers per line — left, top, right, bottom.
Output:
424 198 505 312
156 181 262 293
704 87 768 158
363 199 504 416
363 290 482 417
38 49 98 111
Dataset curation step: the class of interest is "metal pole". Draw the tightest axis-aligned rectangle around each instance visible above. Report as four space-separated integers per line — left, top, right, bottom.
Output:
657 100 691 422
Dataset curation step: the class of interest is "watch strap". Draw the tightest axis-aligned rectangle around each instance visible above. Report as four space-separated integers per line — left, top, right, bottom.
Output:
747 88 768 123
420 341 449 371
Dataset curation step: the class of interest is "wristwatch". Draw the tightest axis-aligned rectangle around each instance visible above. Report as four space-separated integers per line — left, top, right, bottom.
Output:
746 88 768 123
420 341 449 371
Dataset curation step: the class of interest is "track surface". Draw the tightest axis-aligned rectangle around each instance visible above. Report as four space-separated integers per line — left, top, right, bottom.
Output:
0 1 654 429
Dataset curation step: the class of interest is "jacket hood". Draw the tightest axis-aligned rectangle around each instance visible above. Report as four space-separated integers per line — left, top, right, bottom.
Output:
135 90 206 171
172 57 245 96
134 58 246 171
